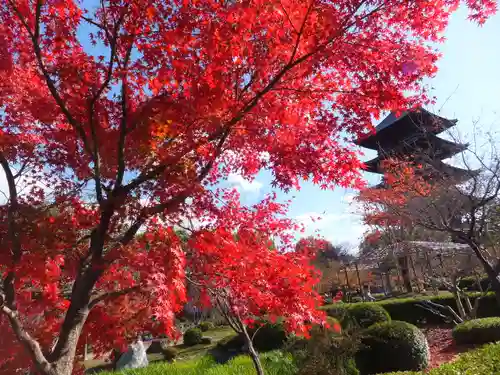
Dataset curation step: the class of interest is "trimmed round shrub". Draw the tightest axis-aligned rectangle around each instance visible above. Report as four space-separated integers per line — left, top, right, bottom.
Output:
250 322 288 351
346 303 390 329
452 317 500 345
327 303 390 330
325 303 350 322
198 321 215 332
356 321 429 375
458 276 490 291
183 327 203 346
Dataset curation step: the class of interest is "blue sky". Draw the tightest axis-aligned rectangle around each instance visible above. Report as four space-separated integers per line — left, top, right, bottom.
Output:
227 6 500 251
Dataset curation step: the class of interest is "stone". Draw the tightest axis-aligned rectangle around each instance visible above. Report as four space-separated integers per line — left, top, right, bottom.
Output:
115 340 149 370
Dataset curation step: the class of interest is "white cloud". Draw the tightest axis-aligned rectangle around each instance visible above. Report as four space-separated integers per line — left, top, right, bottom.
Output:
227 173 263 193
294 210 367 253
295 212 350 230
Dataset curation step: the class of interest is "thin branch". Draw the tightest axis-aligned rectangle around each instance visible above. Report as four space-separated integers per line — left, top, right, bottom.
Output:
115 34 136 189
8 0 93 157
1 305 52 374
89 285 141 309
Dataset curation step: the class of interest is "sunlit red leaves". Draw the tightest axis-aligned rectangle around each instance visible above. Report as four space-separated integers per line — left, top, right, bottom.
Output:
189 226 326 336
357 159 437 241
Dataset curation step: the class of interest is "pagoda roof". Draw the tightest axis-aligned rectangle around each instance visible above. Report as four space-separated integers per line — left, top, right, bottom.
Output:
364 159 478 181
356 108 458 150
362 136 468 174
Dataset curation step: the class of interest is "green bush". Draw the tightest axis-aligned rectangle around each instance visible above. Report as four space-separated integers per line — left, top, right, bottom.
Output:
458 276 490 291
147 339 170 354
325 303 350 322
250 322 288 352
215 322 287 353
452 317 500 345
183 328 203 346
374 292 500 325
326 303 390 330
346 303 390 329
377 342 500 375
288 323 360 375
356 321 429 375
198 321 215 332
216 333 244 351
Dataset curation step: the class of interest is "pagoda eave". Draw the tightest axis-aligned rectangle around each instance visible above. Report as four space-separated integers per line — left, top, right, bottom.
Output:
355 109 458 150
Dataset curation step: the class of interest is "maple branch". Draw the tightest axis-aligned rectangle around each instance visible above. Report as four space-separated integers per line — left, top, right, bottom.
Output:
115 193 190 248
278 0 298 34
90 9 126 106
8 0 94 158
89 285 141 309
12 161 29 179
115 35 136 189
289 0 315 63
0 153 21 308
0 304 52 374
231 2 377 127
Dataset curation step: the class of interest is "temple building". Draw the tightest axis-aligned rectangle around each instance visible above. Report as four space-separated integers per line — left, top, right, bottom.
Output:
355 108 471 182
355 109 475 293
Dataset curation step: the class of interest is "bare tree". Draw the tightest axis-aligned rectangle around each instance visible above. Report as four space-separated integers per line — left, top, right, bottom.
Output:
358 128 500 304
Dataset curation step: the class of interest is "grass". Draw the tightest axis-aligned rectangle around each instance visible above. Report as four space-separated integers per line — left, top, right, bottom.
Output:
98 351 297 375
173 326 236 361
83 326 236 372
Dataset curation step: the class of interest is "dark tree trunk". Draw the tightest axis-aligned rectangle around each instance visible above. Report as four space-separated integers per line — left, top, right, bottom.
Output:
468 241 500 307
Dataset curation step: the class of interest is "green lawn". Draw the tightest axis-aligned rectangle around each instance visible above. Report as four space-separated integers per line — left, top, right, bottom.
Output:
83 326 236 373
98 351 296 375
173 326 236 361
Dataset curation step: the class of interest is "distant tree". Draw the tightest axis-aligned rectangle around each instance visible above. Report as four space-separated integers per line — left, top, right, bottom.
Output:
357 132 500 304
296 237 340 268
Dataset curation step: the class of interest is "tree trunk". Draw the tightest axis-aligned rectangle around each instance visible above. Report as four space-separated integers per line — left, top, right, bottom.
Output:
468 240 500 307
355 263 365 301
241 324 264 375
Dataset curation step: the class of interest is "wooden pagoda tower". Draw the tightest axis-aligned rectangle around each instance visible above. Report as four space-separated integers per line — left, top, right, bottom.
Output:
356 108 472 292
355 108 470 182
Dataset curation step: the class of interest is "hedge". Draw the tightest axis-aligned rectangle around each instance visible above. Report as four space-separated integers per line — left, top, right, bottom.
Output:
377 292 500 325
356 321 429 375
457 276 490 291
325 303 390 330
322 292 500 326
452 317 500 345
379 341 500 375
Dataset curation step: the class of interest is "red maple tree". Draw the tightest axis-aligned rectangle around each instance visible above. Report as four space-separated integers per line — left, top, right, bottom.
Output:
0 0 496 374
189 226 326 375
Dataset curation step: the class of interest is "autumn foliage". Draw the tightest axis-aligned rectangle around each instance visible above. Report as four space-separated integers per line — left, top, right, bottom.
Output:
0 0 497 374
